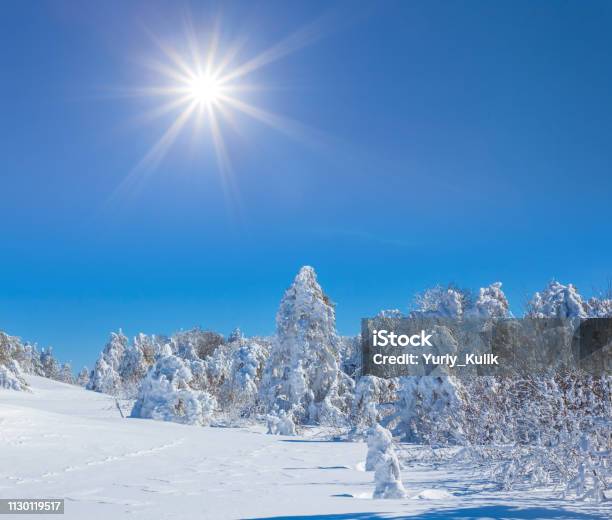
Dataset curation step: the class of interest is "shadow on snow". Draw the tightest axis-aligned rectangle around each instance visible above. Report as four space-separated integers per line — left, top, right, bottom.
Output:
246 505 608 520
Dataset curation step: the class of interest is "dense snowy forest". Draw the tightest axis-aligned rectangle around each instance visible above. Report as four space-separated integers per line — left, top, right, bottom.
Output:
1 266 610 501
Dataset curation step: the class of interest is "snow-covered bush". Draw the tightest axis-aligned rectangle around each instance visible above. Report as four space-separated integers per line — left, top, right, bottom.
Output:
412 285 469 319
386 375 466 445
0 360 28 391
266 409 296 436
587 297 612 318
88 357 122 395
222 341 269 418
460 373 611 501
466 282 511 319
366 423 393 471
88 331 169 398
119 342 149 397
260 266 354 426
366 424 407 499
131 353 217 426
351 375 395 432
173 328 224 360
339 334 361 378
527 281 588 319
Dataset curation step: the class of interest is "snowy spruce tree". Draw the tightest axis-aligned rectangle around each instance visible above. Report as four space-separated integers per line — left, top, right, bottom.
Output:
76 367 90 387
40 347 61 380
0 332 28 390
260 266 354 426
88 331 128 395
119 334 156 398
58 363 74 384
0 331 74 390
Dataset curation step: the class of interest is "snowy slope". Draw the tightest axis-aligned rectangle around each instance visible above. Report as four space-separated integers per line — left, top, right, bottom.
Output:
0 377 608 519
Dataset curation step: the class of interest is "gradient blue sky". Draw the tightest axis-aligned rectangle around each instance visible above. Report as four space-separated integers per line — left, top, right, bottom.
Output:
2 0 612 370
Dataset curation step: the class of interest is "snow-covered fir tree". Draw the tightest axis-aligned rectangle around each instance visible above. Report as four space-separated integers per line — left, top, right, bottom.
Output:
76 366 90 387
260 266 354 426
0 331 72 390
366 424 407 499
58 363 74 384
40 347 61 380
88 331 128 395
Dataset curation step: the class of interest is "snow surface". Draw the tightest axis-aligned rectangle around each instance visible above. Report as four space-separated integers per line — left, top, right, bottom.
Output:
1 376 608 520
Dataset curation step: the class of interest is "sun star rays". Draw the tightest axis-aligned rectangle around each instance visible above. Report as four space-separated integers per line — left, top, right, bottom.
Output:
106 13 335 212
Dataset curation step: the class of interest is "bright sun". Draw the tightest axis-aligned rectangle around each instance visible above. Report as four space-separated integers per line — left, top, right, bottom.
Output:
122 19 318 189
187 74 223 106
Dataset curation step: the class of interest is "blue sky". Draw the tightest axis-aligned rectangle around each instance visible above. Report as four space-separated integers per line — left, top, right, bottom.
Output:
1 0 612 370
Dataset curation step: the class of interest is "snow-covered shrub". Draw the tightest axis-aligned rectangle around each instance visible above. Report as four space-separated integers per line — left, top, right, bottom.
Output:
390 282 511 445
461 373 611 502
1 332 34 390
413 282 509 320
88 357 122 396
366 423 393 471
527 281 588 319
131 354 216 426
386 375 466 445
466 282 511 319
119 342 149 397
366 424 407 499
351 375 395 432
173 328 224 360
0 360 28 391
261 266 354 426
222 341 269 418
266 409 296 436
339 334 361 378
378 309 404 319
587 297 612 318
412 285 469 319
88 331 168 397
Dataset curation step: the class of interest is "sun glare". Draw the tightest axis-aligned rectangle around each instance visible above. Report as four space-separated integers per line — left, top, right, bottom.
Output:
187 74 222 106
116 16 327 201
